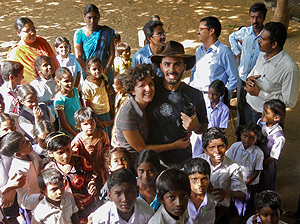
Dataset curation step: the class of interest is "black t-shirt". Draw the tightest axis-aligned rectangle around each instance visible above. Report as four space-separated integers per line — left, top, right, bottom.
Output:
147 78 207 165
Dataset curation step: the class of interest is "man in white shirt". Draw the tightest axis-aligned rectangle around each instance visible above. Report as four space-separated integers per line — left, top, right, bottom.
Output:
244 22 299 123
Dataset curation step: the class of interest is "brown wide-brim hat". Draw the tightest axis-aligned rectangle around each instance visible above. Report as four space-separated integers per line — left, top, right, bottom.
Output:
151 40 196 71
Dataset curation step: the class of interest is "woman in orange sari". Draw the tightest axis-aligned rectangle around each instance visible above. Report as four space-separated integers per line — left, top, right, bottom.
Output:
7 17 59 84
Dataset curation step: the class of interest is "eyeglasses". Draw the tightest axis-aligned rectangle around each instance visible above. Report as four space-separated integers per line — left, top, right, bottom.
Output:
198 27 210 31
22 27 36 34
152 32 168 38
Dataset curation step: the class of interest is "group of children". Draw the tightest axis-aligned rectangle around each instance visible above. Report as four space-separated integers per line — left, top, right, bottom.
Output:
0 13 289 224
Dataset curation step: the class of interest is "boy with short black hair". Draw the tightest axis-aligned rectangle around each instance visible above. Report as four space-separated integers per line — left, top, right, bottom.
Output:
0 61 24 115
183 158 217 224
90 169 154 224
149 168 190 224
32 168 79 224
199 127 247 224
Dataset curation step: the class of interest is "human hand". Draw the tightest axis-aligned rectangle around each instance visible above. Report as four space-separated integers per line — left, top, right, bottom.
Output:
73 193 86 209
33 106 43 122
5 172 26 190
172 134 191 149
252 213 262 224
244 75 261 96
181 112 199 132
212 188 230 202
87 181 97 195
1 190 16 208
102 120 114 127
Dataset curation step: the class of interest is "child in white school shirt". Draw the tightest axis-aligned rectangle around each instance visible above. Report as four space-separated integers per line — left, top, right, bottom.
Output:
198 127 247 224
89 169 154 224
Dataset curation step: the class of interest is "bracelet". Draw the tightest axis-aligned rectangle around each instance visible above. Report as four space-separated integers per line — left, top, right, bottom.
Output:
106 64 111 69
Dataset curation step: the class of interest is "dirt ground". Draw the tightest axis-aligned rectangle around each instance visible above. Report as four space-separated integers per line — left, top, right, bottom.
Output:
1 0 300 222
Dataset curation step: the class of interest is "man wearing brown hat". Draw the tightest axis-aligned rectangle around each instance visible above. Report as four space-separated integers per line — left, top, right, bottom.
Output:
148 41 208 168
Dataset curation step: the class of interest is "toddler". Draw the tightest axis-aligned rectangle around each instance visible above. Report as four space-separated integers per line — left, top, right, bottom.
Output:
82 56 113 138
226 123 264 217
199 127 247 223
32 168 79 224
149 168 190 224
136 149 161 211
114 42 132 75
0 61 24 115
257 99 286 192
113 74 128 115
54 36 82 88
72 107 110 185
31 55 56 117
89 169 154 224
18 84 54 144
45 131 98 223
246 190 286 224
54 67 81 137
183 158 216 224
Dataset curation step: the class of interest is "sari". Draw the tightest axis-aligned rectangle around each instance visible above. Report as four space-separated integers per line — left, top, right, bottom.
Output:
7 36 59 83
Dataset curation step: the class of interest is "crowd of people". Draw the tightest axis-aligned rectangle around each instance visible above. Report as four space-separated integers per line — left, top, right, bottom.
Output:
0 2 299 224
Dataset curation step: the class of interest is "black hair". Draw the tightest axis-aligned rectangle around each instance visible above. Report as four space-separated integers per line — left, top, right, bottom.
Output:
114 73 127 88
255 190 281 212
38 168 64 191
202 127 228 149
209 79 228 104
151 15 160 20
107 168 137 190
34 55 53 78
135 149 161 172
143 20 164 43
54 36 71 54
0 61 24 81
54 67 73 92
33 120 53 138
200 16 222 38
83 4 100 16
0 113 15 124
0 131 24 157
183 157 211 177
105 147 131 172
264 22 287 48
14 17 34 33
115 34 121 44
123 64 156 94
264 99 286 128
86 56 103 75
156 168 191 200
235 123 263 144
17 84 38 102
74 107 97 127
249 2 268 17
116 42 131 56
45 131 71 152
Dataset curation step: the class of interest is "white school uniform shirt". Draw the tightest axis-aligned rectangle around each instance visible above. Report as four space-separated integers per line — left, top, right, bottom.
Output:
148 204 189 224
246 215 287 224
198 154 247 207
91 198 154 224
8 151 41 210
226 142 264 185
259 119 286 160
30 77 56 103
32 191 79 224
188 192 216 224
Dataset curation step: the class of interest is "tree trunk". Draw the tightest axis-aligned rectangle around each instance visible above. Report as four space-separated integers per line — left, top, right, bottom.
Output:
273 0 290 29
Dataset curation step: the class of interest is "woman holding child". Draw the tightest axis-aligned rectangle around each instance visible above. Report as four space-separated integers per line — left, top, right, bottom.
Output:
74 3 115 83
112 64 189 161
7 17 59 84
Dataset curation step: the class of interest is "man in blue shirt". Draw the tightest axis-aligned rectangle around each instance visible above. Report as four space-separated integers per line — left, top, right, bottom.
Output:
229 2 267 125
190 16 239 105
132 20 166 76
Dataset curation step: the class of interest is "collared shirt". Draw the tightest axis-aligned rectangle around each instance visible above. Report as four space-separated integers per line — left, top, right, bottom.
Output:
56 54 82 80
246 50 299 112
190 40 239 97
91 198 154 224
188 193 216 224
229 26 262 81
149 204 189 224
32 192 79 224
30 77 56 103
258 119 285 160
207 100 229 129
198 154 247 207
0 83 19 115
132 44 163 76
226 142 264 185
246 215 287 224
